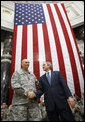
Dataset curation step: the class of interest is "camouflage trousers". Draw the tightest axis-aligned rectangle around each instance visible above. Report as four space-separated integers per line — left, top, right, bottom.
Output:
10 103 42 121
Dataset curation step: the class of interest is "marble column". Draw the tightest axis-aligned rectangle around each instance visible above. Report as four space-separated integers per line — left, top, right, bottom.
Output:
1 36 12 105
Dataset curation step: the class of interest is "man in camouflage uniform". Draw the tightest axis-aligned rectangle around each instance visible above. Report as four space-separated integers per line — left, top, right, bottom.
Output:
10 59 42 121
39 95 48 121
71 94 84 121
1 103 14 121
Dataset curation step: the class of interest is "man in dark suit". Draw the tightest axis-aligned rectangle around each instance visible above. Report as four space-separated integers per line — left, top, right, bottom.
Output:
28 62 75 121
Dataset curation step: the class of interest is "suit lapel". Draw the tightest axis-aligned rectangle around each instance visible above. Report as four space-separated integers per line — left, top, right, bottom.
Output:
51 71 55 85
42 71 56 86
43 74 51 86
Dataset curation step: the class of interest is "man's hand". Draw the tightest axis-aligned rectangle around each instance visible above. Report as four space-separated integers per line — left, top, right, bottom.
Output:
67 97 75 108
27 90 36 99
40 98 45 106
75 107 80 112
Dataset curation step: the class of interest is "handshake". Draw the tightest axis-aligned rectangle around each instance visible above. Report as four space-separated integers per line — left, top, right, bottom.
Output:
27 90 36 99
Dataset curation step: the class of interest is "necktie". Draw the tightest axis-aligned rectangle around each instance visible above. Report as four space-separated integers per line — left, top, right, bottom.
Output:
46 72 51 85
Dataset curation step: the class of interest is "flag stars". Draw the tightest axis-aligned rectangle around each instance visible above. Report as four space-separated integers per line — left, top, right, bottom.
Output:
26 20 28 22
14 3 46 25
15 23 18 25
32 19 34 21
19 20 21 22
19 16 21 18
22 22 24 24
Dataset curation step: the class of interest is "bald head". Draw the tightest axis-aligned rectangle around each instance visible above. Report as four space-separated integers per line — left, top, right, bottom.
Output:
21 59 30 71
22 59 29 64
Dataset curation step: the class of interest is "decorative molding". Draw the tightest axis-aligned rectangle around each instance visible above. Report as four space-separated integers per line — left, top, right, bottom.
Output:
1 1 84 31
1 59 11 63
1 54 12 58
64 1 84 28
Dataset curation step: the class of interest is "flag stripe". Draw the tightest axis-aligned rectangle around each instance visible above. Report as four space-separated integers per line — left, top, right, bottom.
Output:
62 4 84 78
33 24 40 80
11 26 17 75
42 24 52 64
50 4 75 94
54 4 81 96
37 24 46 76
15 26 23 71
60 4 84 96
21 25 27 62
27 25 33 73
47 4 67 81
43 4 59 71
8 26 17 105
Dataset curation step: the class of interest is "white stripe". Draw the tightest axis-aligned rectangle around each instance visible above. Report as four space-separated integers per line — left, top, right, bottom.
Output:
27 25 33 73
43 4 59 71
37 24 46 76
15 25 22 71
58 3 84 93
50 4 75 94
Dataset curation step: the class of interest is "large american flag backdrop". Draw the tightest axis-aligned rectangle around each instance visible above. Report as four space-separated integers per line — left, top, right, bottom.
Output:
9 3 84 105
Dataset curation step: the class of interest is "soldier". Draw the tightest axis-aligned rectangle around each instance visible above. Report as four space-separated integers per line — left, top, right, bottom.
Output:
79 92 84 121
10 59 42 121
1 104 14 121
72 94 84 121
1 102 8 120
39 95 48 121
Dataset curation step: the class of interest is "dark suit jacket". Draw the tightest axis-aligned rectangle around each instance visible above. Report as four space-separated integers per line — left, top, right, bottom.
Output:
35 71 72 111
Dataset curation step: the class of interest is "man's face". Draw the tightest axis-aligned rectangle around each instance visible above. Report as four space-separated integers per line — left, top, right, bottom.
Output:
22 59 30 69
43 63 50 71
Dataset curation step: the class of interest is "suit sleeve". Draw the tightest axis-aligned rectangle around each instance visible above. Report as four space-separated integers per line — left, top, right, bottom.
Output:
58 71 73 99
34 77 44 99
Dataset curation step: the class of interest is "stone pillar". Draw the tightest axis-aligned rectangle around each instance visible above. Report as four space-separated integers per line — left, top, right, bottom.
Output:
1 36 12 105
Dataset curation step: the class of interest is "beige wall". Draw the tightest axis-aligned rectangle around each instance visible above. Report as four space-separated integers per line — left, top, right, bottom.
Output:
1 1 84 32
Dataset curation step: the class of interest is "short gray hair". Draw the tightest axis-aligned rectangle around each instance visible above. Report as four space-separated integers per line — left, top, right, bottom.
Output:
46 62 52 69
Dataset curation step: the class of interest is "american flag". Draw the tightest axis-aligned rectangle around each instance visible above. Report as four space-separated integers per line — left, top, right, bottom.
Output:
9 3 84 105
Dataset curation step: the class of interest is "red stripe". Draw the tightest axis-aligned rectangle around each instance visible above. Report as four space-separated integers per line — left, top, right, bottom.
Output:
33 24 40 80
42 24 52 64
54 4 81 96
62 4 84 79
21 25 27 63
47 4 67 81
8 26 17 105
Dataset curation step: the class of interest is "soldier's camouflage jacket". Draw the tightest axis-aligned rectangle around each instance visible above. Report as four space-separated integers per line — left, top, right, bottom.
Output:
11 69 39 105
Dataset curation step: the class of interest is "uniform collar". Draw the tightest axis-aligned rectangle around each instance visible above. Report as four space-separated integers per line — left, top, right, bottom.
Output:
21 69 30 74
